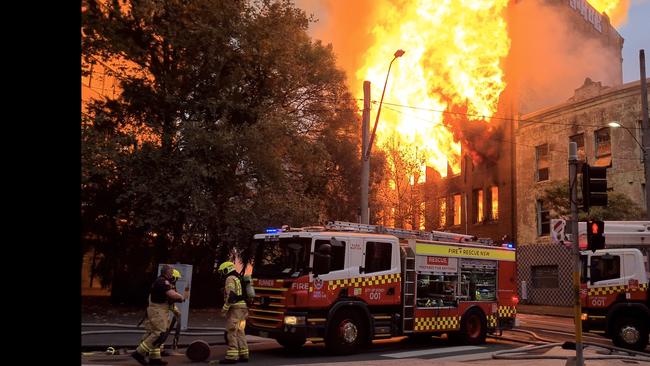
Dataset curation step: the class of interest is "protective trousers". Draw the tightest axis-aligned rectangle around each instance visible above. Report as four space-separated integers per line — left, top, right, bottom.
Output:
135 302 169 360
225 306 249 360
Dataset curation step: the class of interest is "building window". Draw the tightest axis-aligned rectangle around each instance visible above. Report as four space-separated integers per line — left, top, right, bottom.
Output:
364 241 392 273
535 144 549 181
452 194 462 226
537 200 550 236
473 189 484 223
594 128 611 167
437 198 447 229
532 265 558 288
570 133 585 162
488 186 499 221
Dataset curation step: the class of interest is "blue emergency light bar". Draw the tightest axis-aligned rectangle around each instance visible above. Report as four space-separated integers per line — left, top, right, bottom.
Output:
265 228 281 234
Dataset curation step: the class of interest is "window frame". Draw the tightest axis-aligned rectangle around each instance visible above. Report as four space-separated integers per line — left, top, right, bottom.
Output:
364 241 392 274
535 143 550 182
537 200 550 236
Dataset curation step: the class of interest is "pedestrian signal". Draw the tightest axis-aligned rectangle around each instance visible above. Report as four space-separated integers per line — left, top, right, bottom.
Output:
586 220 605 252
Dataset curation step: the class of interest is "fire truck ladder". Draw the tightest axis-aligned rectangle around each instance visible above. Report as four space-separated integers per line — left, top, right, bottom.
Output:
325 220 487 244
401 246 416 333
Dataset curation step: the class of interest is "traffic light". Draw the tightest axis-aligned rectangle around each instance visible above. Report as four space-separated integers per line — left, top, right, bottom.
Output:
582 163 608 212
586 220 605 252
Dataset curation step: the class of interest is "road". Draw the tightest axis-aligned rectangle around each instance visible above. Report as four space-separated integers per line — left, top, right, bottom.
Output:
81 313 649 365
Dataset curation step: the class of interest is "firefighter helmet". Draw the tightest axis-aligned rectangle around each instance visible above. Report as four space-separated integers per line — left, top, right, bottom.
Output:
172 269 182 281
218 261 236 275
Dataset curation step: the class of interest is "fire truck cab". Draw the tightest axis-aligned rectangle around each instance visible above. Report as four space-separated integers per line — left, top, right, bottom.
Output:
580 221 650 351
245 221 518 355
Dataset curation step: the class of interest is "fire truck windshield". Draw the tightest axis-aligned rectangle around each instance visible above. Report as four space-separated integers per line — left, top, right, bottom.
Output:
252 237 311 278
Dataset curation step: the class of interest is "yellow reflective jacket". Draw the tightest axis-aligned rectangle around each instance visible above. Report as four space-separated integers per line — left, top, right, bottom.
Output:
223 274 247 311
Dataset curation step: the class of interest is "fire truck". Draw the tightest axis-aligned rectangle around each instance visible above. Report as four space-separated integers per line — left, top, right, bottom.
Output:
245 221 518 355
580 221 650 351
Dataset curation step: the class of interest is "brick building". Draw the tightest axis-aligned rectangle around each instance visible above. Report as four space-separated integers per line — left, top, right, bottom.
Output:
420 0 623 245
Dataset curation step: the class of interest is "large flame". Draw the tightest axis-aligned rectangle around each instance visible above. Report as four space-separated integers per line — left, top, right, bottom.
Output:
586 0 630 26
357 0 510 177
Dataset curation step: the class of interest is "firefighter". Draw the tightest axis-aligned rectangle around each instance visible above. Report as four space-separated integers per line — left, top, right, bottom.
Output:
211 261 249 364
160 269 183 356
132 265 185 366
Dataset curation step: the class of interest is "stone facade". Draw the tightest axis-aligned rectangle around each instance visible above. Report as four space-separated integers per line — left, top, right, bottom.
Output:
514 78 649 305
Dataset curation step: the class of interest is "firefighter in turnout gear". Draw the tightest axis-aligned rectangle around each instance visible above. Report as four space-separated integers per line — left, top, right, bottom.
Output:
160 269 183 356
132 265 185 365
212 261 249 364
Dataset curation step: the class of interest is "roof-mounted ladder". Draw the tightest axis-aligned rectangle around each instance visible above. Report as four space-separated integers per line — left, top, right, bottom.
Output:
324 220 493 245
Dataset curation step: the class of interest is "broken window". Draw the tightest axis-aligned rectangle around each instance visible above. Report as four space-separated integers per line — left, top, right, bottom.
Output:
473 189 484 223
489 186 499 221
453 194 462 226
594 128 611 167
437 198 447 229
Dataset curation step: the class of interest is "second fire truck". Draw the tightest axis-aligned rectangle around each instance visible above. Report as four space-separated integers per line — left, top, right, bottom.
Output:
579 221 650 351
245 221 518 354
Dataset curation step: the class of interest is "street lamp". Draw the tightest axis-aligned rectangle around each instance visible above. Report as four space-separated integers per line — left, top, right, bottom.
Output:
607 121 646 154
361 49 405 225
608 120 650 217
365 49 405 160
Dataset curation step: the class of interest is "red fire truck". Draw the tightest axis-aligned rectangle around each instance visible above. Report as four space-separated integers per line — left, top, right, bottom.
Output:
579 221 650 351
245 221 518 354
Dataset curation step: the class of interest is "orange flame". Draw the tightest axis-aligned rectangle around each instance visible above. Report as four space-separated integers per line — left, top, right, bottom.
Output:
586 0 630 26
357 0 510 177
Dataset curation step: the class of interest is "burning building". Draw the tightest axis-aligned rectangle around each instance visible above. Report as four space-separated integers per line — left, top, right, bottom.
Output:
335 0 625 243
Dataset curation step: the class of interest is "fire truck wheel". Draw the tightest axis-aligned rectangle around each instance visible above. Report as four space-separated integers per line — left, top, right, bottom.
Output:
450 309 487 345
277 336 306 351
326 309 367 355
612 316 649 351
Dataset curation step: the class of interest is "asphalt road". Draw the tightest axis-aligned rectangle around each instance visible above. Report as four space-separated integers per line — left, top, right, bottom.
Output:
81 313 649 365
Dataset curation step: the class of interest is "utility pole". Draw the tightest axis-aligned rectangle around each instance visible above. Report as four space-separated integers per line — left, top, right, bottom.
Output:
640 50 650 219
568 142 584 366
361 81 371 224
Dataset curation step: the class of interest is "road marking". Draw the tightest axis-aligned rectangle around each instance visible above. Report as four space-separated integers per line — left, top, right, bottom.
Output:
438 351 496 362
382 345 484 358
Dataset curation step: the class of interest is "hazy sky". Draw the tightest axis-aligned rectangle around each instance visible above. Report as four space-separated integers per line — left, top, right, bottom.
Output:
619 0 650 82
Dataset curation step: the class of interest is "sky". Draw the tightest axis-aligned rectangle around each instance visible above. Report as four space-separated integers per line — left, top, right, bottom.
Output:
618 0 650 82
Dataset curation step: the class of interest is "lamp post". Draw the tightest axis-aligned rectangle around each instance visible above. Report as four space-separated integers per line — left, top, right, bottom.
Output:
608 121 650 217
361 49 405 224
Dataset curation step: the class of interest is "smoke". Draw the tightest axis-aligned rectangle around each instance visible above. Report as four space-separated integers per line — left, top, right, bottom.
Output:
295 0 378 89
296 0 629 167
505 0 623 114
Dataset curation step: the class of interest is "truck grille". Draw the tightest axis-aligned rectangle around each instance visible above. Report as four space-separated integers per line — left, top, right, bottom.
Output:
249 286 287 329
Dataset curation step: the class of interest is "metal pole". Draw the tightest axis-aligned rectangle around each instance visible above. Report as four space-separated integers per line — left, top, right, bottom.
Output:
361 81 371 224
569 141 584 366
640 50 650 218
366 56 397 159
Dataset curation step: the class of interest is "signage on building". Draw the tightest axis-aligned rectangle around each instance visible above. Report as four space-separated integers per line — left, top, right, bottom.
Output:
569 0 603 33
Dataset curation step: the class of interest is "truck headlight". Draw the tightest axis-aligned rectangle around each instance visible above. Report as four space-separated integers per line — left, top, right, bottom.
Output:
284 316 306 326
581 313 588 321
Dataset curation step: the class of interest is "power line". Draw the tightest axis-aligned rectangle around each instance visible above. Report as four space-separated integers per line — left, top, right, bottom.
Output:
382 104 644 162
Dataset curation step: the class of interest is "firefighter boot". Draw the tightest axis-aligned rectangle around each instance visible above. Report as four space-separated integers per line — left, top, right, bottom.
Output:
149 358 168 365
131 351 148 366
239 356 249 362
